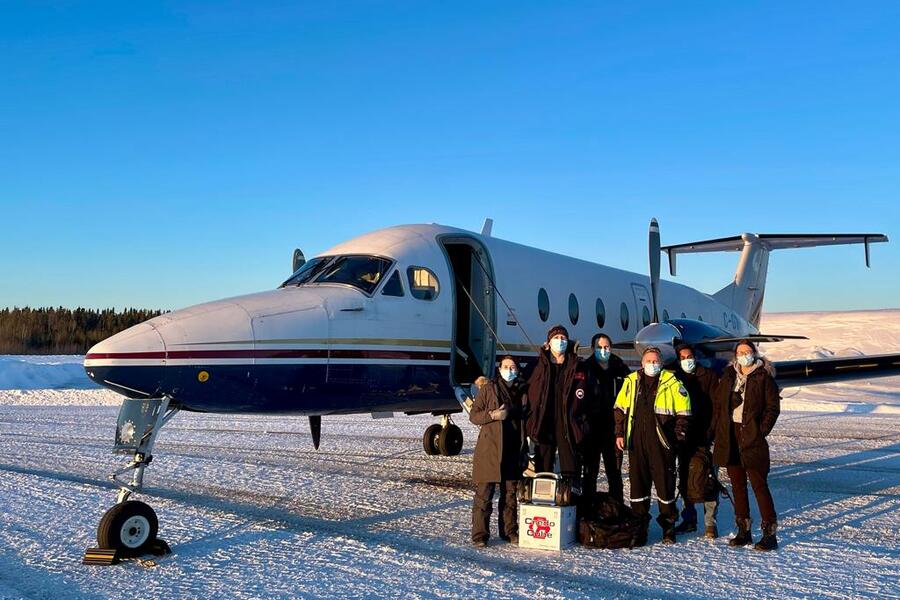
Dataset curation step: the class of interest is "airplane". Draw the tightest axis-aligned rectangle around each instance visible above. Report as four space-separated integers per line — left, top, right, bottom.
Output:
81 219 898 559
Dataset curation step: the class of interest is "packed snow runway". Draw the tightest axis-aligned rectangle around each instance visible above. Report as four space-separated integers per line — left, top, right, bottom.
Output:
0 310 898 599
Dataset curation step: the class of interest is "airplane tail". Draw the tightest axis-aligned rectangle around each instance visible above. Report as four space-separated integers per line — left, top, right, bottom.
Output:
661 233 888 329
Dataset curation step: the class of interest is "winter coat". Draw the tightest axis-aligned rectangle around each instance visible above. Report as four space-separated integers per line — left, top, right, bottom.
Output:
581 353 632 441
674 364 719 449
711 360 781 474
614 369 692 451
525 345 591 447
469 377 527 483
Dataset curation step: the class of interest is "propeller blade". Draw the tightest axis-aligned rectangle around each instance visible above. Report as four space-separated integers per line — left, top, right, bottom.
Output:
699 334 809 346
309 415 321 450
649 218 661 323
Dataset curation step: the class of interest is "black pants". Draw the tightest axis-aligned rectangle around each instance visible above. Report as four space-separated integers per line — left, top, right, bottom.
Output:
628 438 677 528
535 416 579 476
472 480 519 542
583 437 624 503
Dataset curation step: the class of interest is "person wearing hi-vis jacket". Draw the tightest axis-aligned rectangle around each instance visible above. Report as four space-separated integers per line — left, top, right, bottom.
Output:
614 346 692 544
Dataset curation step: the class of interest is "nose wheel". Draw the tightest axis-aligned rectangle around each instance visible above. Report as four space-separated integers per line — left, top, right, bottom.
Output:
422 415 463 456
84 397 179 565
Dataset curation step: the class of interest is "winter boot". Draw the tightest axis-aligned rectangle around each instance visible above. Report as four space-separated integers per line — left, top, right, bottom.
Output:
728 518 753 547
705 525 719 539
754 522 778 551
673 519 697 535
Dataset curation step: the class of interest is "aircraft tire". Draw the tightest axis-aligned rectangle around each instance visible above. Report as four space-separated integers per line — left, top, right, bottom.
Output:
97 501 158 557
423 424 443 455
438 424 463 456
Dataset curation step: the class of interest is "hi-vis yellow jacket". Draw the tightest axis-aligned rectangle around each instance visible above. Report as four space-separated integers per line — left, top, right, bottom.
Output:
614 370 692 450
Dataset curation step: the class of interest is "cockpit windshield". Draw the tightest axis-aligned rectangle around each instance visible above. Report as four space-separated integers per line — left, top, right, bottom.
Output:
280 255 394 294
315 255 393 293
281 256 333 287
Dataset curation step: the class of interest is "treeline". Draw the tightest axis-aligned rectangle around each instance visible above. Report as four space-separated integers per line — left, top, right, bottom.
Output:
0 307 167 355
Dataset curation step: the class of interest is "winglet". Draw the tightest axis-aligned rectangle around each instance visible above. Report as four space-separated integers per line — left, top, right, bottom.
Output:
481 218 493 237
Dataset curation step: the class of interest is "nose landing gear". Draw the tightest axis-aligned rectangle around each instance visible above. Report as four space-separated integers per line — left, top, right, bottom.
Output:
423 414 464 456
84 396 179 565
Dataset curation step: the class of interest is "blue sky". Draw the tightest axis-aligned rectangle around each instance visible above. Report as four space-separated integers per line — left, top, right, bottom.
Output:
1 1 898 312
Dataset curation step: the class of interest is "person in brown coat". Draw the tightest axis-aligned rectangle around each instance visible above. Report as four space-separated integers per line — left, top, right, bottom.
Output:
711 339 781 551
469 356 527 547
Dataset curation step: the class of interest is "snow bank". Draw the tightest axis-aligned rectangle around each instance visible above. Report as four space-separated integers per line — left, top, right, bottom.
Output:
0 355 97 391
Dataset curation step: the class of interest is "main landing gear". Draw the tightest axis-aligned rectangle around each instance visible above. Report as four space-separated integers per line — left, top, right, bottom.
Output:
86 397 179 563
422 414 463 456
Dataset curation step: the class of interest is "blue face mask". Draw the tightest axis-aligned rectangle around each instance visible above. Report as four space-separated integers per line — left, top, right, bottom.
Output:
643 362 662 377
680 358 696 373
500 369 518 382
595 348 610 362
737 354 755 367
550 338 568 354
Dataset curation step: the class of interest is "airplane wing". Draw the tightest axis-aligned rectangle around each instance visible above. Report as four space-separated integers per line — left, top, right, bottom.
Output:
773 353 900 387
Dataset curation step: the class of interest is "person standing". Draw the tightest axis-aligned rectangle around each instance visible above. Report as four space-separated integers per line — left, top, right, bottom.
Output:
525 325 590 478
673 343 721 538
581 333 630 504
469 356 528 547
615 347 692 544
711 339 781 551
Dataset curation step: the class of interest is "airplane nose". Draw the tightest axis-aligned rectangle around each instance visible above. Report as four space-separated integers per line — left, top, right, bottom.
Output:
84 323 167 397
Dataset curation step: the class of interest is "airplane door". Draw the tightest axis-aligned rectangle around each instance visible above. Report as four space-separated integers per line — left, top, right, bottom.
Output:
631 283 653 331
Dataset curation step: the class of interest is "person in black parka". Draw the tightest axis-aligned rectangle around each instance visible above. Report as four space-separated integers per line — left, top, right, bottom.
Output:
469 356 527 547
711 339 781 551
581 332 631 504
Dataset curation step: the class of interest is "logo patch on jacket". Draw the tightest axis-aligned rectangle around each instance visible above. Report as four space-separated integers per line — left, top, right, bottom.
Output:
678 385 688 397
575 372 585 380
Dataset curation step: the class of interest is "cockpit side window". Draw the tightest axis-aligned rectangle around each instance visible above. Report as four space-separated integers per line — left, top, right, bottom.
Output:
407 266 439 300
281 256 333 287
315 255 393 294
381 269 405 297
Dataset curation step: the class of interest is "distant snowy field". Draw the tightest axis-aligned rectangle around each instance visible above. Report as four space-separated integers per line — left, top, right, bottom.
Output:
0 310 897 599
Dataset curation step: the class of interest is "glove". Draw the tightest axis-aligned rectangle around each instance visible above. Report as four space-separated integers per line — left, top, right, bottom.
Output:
489 405 509 421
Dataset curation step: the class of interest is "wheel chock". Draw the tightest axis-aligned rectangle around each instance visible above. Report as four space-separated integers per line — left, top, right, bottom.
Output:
82 547 120 566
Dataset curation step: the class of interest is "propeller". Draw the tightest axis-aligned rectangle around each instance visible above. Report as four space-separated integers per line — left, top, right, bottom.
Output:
309 415 321 450
649 218 661 324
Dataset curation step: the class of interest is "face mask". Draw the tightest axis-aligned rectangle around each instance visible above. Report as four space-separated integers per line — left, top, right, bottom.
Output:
643 362 662 377
500 369 518 382
680 358 696 373
595 348 610 362
550 338 568 354
737 354 755 367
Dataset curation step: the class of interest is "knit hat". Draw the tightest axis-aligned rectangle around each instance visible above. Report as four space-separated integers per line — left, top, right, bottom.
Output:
546 324 569 342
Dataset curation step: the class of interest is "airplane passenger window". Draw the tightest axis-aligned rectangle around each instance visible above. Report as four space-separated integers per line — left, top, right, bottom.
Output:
538 288 550 322
642 306 651 327
620 302 630 331
381 270 404 297
281 256 332 287
407 267 439 300
568 293 579 325
595 297 606 328
316 255 393 294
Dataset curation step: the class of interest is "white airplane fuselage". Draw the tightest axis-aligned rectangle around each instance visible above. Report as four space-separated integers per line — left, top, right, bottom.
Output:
84 224 756 415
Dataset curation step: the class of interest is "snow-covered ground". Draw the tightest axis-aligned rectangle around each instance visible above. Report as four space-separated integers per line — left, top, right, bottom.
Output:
0 310 897 599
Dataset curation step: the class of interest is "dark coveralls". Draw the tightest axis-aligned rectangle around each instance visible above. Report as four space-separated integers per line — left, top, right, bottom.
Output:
628 375 678 528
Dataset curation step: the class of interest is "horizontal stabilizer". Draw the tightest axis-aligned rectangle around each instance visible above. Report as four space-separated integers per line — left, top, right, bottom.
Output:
662 233 888 275
774 353 900 388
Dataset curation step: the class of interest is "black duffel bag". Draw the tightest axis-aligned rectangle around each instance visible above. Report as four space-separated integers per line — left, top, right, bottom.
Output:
578 497 650 550
685 447 724 504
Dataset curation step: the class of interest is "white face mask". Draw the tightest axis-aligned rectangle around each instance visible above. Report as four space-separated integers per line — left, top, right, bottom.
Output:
680 358 696 373
550 338 568 354
737 354 755 367
643 362 662 377
500 368 518 382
